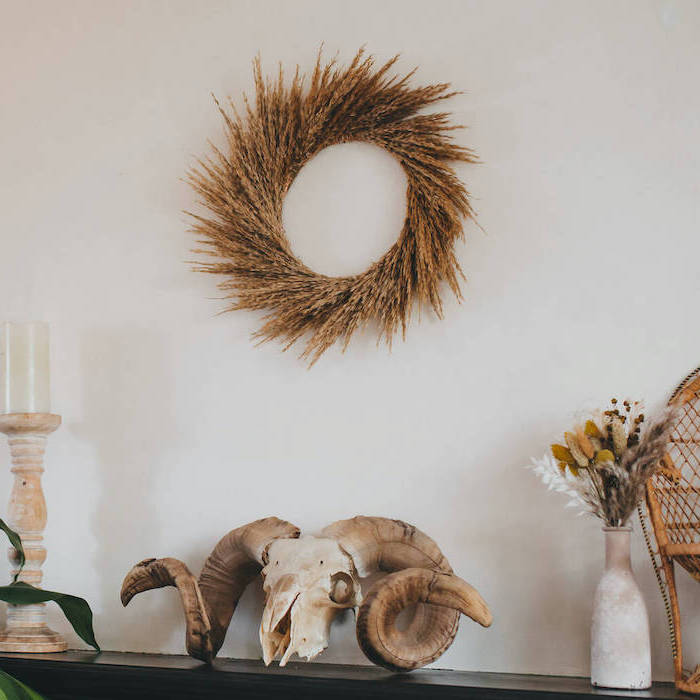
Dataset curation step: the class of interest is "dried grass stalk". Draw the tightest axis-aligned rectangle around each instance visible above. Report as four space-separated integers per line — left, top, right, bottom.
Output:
187 48 477 365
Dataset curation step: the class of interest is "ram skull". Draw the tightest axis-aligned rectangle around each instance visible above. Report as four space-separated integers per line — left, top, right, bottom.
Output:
259 536 361 664
121 516 492 671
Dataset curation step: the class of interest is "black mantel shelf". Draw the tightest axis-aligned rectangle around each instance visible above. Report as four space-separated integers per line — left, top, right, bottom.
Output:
0 651 685 700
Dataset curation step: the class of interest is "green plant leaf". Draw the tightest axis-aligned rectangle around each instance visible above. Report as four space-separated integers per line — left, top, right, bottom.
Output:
0 520 25 582
0 670 46 700
0 583 99 652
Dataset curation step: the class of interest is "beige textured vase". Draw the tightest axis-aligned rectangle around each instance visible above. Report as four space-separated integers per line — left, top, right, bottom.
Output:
591 526 651 689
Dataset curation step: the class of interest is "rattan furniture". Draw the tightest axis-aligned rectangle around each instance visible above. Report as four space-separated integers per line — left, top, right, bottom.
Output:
643 367 700 694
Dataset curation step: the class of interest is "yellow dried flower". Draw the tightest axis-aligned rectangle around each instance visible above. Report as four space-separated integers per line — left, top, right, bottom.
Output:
551 444 575 464
565 432 590 468
595 449 615 464
569 464 580 477
585 420 602 438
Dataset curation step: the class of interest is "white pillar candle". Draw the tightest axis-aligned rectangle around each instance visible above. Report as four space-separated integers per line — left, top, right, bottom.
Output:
0 322 51 414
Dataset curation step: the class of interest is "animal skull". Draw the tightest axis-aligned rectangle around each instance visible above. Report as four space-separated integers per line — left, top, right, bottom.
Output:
259 536 361 665
121 516 492 671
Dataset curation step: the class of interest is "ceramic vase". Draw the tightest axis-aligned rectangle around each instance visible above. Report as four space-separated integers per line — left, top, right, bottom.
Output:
591 526 651 689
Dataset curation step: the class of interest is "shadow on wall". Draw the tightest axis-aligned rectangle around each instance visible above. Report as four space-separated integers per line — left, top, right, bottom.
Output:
74 327 182 653
444 434 593 676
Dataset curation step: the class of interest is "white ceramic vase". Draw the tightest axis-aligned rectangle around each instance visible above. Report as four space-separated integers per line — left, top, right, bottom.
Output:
591 526 651 689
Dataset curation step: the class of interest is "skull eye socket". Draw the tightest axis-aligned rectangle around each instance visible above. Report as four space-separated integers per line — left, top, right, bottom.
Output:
329 572 355 605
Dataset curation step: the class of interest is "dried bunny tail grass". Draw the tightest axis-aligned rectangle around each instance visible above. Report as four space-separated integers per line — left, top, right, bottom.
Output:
565 432 589 468
187 48 477 365
611 417 627 458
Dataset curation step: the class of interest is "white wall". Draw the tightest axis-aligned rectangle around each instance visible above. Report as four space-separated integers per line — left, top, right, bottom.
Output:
2 0 700 680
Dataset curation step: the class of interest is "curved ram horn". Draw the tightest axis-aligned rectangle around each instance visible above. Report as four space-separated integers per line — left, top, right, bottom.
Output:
321 516 452 576
120 517 300 662
322 516 491 671
356 568 492 671
198 517 300 657
121 557 213 661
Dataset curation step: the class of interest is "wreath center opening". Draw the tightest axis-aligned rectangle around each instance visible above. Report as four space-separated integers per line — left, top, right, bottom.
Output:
281 142 408 278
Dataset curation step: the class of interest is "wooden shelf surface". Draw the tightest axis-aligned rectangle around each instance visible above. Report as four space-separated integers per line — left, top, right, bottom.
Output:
0 651 685 700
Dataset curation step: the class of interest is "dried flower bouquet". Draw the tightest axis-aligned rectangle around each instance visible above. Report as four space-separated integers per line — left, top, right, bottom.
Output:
530 399 676 527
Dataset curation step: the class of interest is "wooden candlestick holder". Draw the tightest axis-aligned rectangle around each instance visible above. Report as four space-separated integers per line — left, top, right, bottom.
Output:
0 413 67 652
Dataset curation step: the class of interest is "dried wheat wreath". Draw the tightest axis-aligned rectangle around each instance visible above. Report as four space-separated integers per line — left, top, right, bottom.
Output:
188 49 477 364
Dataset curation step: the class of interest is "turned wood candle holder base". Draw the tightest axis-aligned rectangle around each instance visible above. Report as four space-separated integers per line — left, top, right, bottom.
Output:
0 625 68 653
0 413 67 652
